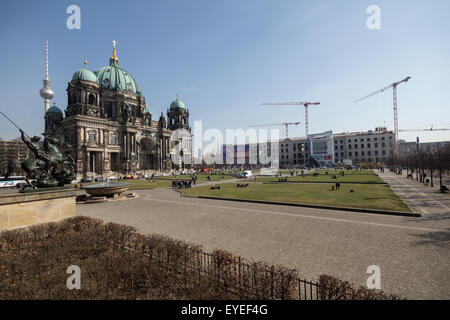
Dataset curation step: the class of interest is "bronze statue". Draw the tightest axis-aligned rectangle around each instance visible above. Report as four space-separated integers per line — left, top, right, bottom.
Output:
0 112 75 190
19 129 75 189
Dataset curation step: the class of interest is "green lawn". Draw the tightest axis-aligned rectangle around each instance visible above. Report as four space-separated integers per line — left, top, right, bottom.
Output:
182 182 412 212
258 170 383 184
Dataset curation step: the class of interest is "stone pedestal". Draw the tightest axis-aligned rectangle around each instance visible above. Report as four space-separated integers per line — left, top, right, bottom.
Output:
0 188 78 232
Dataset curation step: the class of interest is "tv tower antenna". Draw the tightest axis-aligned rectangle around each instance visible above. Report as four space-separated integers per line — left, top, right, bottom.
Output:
39 40 55 115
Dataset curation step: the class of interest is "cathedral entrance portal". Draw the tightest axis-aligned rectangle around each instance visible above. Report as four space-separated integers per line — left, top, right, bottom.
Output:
87 151 103 176
138 137 158 170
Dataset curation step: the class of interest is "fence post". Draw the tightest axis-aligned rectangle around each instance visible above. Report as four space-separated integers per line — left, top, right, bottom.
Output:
270 266 274 299
238 256 241 290
316 281 319 300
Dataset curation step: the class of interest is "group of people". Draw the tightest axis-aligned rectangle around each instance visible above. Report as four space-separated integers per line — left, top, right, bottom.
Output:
236 183 249 188
172 179 194 189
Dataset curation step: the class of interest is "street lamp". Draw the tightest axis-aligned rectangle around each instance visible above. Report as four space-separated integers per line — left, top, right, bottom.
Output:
437 145 443 188
158 140 163 172
210 152 216 173
92 153 95 181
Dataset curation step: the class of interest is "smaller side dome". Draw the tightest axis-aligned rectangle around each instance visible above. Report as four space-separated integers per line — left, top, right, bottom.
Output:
46 104 63 118
170 95 186 109
72 67 97 83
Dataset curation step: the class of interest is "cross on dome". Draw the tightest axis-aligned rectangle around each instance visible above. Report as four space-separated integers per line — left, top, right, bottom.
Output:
111 40 118 61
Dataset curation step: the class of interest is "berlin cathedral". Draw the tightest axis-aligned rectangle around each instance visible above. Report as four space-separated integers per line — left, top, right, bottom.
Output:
44 43 193 179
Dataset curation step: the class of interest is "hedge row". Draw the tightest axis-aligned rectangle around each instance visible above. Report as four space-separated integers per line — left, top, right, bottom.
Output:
0 216 401 300
319 275 401 300
0 216 297 299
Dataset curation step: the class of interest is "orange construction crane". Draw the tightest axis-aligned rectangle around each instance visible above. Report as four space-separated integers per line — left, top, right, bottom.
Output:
249 122 300 138
261 101 320 137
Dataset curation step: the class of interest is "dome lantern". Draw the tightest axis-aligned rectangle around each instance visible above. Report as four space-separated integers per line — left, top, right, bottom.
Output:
109 40 119 67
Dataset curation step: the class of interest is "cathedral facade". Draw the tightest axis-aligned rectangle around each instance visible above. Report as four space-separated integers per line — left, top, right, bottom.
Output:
45 44 192 179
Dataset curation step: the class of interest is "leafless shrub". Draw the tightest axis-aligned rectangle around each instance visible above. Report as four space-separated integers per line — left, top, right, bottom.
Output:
1 217 395 300
318 274 401 300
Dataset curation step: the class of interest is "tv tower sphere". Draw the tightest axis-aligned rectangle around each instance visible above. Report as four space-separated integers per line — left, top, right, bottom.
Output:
40 79 55 100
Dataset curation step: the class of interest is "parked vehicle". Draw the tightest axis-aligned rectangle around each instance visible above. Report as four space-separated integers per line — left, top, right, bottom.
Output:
234 170 252 179
0 176 26 188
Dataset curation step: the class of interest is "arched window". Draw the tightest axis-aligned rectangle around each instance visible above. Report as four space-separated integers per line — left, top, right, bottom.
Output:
88 93 96 105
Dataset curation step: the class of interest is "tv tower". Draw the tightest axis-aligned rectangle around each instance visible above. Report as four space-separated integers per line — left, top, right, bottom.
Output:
39 40 54 114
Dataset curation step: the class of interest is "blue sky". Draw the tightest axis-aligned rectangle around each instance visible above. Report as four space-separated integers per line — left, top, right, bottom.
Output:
0 0 449 142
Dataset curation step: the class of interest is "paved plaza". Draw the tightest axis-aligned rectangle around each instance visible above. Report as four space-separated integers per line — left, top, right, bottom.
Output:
379 170 450 215
78 173 450 300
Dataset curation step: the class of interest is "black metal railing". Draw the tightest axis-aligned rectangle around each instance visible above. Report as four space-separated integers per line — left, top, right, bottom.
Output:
298 279 320 300
121 235 322 300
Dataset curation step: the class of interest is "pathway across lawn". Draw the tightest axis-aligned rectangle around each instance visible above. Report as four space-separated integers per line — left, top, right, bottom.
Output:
156 174 236 181
79 179 173 190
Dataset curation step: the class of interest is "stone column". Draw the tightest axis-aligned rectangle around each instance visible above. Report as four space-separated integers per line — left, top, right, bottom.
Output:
100 152 104 176
86 152 90 174
124 134 127 156
77 127 83 144
104 129 107 145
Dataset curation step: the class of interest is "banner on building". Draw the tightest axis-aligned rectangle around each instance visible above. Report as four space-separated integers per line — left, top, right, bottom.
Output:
308 131 334 167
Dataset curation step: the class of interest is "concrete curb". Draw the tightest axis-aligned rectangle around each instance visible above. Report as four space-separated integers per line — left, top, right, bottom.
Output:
179 193 421 217
127 187 171 191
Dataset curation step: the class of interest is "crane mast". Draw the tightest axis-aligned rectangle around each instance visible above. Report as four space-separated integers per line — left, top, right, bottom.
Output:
261 101 320 137
354 76 411 165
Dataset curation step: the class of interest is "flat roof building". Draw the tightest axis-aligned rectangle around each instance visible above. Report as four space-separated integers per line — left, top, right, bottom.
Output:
333 127 395 165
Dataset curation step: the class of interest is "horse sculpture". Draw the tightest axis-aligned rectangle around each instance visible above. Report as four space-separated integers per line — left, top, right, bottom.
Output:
20 129 75 189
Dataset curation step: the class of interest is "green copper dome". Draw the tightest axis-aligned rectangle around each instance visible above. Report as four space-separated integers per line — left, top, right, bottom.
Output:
72 68 97 83
46 105 63 117
170 97 186 109
95 63 142 96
